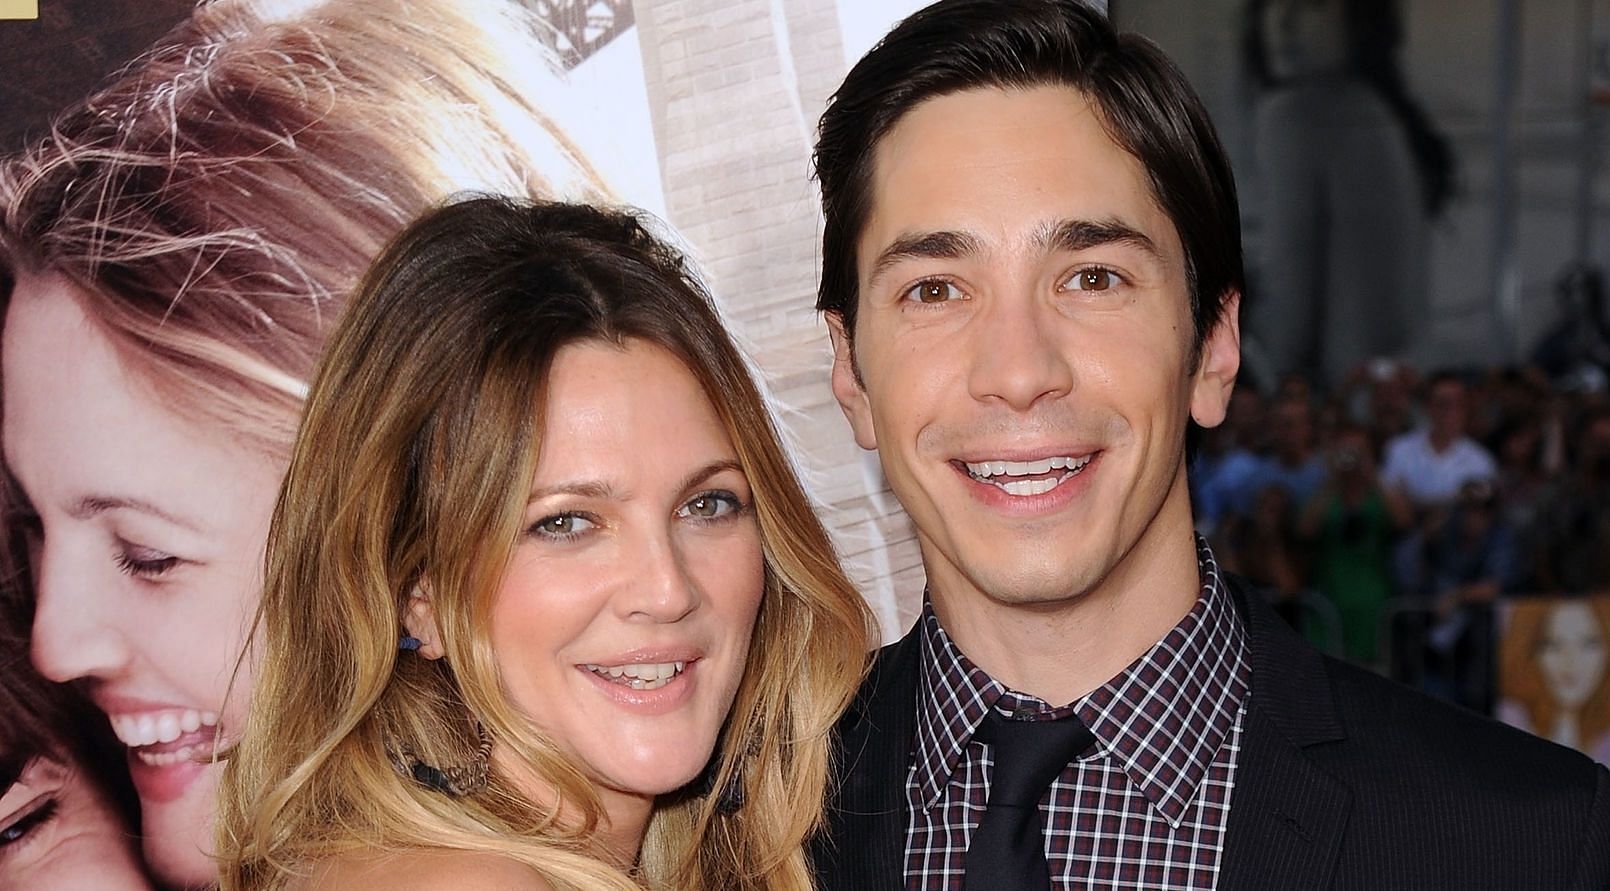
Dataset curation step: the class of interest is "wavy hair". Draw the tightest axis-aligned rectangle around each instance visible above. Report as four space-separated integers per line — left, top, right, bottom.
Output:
0 0 604 457
216 196 874 890
1500 597 1610 750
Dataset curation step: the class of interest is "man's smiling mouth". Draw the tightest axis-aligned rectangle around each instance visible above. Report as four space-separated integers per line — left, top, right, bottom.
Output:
961 454 1093 496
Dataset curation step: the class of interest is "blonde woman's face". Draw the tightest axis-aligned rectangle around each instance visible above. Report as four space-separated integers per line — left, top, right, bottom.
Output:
0 751 152 890
1539 602 1608 710
2 273 282 887
487 338 763 836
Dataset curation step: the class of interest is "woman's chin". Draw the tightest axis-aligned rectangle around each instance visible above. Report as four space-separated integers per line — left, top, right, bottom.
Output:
137 759 223 889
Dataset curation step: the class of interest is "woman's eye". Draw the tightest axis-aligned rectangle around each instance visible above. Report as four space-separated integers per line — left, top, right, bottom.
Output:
1061 266 1123 292
114 541 180 579
530 513 597 540
0 797 57 850
901 279 963 304
679 491 742 520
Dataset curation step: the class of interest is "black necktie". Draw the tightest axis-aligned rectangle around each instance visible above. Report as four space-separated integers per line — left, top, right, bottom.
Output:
962 707 1095 890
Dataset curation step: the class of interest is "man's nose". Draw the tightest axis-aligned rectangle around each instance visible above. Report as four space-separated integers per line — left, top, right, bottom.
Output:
965 293 1076 411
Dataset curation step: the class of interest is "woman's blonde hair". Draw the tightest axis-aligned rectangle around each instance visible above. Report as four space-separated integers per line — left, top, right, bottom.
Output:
1499 597 1610 748
216 196 874 891
0 0 603 456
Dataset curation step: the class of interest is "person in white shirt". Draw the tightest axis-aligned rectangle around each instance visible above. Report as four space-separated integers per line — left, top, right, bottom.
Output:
1381 371 1498 510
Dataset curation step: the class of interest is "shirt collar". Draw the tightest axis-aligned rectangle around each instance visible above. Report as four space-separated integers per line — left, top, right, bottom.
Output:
910 537 1249 826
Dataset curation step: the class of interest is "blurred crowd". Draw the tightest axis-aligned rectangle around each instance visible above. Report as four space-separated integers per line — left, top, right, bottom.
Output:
1194 356 1610 714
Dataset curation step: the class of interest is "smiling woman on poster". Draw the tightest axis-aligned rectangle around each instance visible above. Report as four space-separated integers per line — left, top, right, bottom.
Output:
0 0 604 886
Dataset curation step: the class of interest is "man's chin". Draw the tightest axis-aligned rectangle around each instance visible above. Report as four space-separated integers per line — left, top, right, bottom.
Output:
961 558 1108 610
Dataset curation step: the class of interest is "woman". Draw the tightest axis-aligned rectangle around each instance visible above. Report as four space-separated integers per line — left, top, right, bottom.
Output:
215 196 872 889
0 572 150 890
0 0 602 885
1499 597 1610 763
1299 423 1412 664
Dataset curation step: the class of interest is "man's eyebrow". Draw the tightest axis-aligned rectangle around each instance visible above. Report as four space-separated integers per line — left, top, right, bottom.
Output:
866 229 984 287
1034 218 1162 261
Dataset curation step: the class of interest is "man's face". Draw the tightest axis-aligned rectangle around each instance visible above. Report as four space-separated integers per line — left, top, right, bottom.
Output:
1428 380 1469 442
829 85 1239 610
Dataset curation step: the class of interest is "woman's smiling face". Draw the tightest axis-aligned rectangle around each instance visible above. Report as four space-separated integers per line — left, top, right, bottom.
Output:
467 338 765 843
2 272 282 887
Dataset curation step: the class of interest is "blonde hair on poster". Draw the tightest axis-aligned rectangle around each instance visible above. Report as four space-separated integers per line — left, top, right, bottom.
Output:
0 0 606 456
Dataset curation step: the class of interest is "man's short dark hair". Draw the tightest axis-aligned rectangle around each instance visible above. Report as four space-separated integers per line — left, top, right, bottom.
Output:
813 0 1244 361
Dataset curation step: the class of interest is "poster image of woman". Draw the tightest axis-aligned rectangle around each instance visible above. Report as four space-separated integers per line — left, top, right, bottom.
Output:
1498 596 1610 764
0 0 603 886
1 572 151 891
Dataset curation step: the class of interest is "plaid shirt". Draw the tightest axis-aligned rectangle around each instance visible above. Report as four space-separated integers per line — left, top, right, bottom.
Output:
904 540 1249 890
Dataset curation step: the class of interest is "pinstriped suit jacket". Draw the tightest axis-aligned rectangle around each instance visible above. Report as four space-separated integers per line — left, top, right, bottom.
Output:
808 575 1610 890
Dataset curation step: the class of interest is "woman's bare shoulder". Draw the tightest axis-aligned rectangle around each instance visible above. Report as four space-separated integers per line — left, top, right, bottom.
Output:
288 849 556 890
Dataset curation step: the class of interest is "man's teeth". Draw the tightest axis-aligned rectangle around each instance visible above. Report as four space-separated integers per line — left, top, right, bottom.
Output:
110 709 219 748
584 661 688 690
963 454 1092 495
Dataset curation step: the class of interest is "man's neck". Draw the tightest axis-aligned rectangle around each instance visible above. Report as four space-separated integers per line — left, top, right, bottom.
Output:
925 489 1203 706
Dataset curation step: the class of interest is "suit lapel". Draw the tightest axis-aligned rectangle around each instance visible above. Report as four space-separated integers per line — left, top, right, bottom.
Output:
1218 577 1352 889
815 625 922 890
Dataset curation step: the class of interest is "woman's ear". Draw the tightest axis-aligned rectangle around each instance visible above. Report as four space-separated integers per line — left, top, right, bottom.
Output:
402 585 447 661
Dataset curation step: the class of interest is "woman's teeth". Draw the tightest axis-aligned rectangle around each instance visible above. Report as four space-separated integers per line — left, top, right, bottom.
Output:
109 710 220 765
584 661 687 690
964 454 1092 496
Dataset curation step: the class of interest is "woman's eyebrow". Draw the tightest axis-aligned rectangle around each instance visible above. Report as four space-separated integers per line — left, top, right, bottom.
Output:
528 480 619 503
70 494 200 530
677 460 744 495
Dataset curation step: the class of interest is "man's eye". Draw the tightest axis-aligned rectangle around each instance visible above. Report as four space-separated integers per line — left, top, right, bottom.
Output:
901 279 963 304
1061 267 1123 292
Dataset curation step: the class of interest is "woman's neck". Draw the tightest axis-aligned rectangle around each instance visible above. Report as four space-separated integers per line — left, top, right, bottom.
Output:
494 745 653 868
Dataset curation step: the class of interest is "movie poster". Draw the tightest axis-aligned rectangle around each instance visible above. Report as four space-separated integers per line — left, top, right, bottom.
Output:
1498 594 1610 765
0 1 925 886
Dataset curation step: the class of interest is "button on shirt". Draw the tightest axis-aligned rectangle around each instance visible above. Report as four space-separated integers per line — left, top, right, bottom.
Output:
904 540 1250 890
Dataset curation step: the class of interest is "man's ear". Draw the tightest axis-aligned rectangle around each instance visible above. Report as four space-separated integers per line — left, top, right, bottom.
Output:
827 311 878 451
1190 290 1242 429
401 584 446 661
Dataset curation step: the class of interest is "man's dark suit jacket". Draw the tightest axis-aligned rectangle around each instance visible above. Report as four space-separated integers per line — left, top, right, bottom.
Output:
809 575 1610 889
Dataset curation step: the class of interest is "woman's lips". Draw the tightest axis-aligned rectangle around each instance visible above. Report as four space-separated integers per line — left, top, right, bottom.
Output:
578 658 700 715
120 728 220 804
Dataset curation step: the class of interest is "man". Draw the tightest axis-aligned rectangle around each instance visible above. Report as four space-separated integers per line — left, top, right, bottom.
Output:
1248 394 1326 508
1380 370 1499 511
807 2 1610 889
